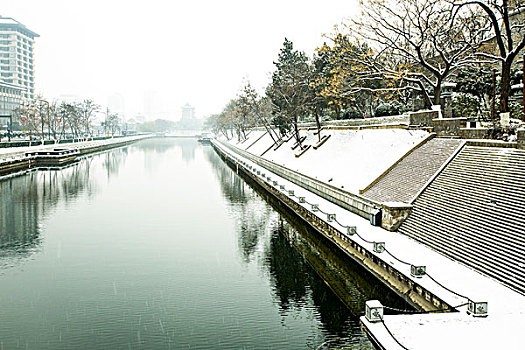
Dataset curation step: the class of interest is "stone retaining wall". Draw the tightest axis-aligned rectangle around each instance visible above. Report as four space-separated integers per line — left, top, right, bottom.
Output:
217 140 412 231
408 110 438 126
518 129 525 149
432 117 467 137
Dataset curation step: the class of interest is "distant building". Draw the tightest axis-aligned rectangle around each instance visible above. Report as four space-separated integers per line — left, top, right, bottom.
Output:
178 103 202 130
181 103 195 122
0 16 39 100
0 80 24 129
0 80 23 114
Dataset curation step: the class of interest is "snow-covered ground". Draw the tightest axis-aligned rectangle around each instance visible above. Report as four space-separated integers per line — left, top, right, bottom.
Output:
221 128 429 194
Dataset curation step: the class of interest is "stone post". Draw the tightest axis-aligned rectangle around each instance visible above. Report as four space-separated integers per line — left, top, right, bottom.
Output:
500 112 510 128
431 105 443 119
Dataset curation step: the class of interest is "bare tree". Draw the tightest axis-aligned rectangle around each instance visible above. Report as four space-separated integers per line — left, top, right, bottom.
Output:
59 102 81 139
106 113 121 136
240 81 280 143
453 0 525 113
12 102 39 143
354 0 488 108
76 99 100 138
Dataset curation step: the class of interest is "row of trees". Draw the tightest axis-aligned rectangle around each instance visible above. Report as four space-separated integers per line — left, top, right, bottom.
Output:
11 98 122 141
207 40 330 148
207 0 525 146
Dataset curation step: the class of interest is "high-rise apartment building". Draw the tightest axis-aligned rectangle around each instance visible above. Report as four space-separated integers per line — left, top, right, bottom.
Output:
0 16 39 100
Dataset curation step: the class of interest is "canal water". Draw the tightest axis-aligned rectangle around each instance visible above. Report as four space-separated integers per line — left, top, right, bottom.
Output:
0 139 408 349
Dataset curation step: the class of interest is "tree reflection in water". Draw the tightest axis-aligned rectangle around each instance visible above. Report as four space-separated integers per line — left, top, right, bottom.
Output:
133 137 179 155
0 148 130 270
203 145 274 263
206 143 413 348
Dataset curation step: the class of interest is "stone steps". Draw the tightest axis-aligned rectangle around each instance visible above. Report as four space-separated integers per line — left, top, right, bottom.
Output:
363 138 463 203
401 215 525 293
398 145 525 294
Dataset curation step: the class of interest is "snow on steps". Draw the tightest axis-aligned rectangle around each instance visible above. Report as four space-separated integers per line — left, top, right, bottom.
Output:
362 138 464 203
398 145 525 294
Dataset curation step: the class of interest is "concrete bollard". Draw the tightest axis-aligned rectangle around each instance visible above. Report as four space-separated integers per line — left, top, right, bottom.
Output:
365 300 384 323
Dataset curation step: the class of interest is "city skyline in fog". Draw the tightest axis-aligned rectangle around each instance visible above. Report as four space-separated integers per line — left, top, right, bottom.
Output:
3 0 359 121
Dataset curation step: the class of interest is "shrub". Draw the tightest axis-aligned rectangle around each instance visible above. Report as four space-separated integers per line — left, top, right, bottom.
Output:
451 92 479 119
374 102 403 118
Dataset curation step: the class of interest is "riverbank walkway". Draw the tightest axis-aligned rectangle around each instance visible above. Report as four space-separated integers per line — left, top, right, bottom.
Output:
0 135 148 157
0 135 150 176
213 122 525 349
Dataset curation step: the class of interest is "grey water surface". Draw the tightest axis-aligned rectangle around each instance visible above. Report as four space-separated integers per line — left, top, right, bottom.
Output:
0 138 407 349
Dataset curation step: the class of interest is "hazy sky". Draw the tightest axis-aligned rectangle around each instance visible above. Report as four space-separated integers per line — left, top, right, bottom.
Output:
3 0 360 121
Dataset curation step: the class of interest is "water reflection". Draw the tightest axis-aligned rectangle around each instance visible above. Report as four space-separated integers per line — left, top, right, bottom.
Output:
266 222 310 312
0 139 408 349
180 138 196 163
134 137 178 154
100 147 129 179
0 148 131 269
207 144 413 347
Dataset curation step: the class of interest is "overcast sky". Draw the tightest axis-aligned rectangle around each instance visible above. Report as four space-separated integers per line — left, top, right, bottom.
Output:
3 0 360 121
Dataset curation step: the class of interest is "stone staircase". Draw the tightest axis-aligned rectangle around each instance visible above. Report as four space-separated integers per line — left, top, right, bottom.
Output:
398 146 525 294
362 138 463 203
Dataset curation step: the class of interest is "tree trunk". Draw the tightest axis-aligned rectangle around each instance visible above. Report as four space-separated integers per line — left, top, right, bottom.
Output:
415 80 432 109
433 83 442 106
314 107 322 143
293 115 302 148
499 62 512 113
334 105 340 119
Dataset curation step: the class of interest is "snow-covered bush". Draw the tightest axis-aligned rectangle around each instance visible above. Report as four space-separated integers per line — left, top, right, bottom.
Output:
451 92 479 119
374 102 403 118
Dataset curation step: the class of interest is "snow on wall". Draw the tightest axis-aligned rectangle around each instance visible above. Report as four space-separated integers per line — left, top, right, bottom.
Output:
259 128 429 194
